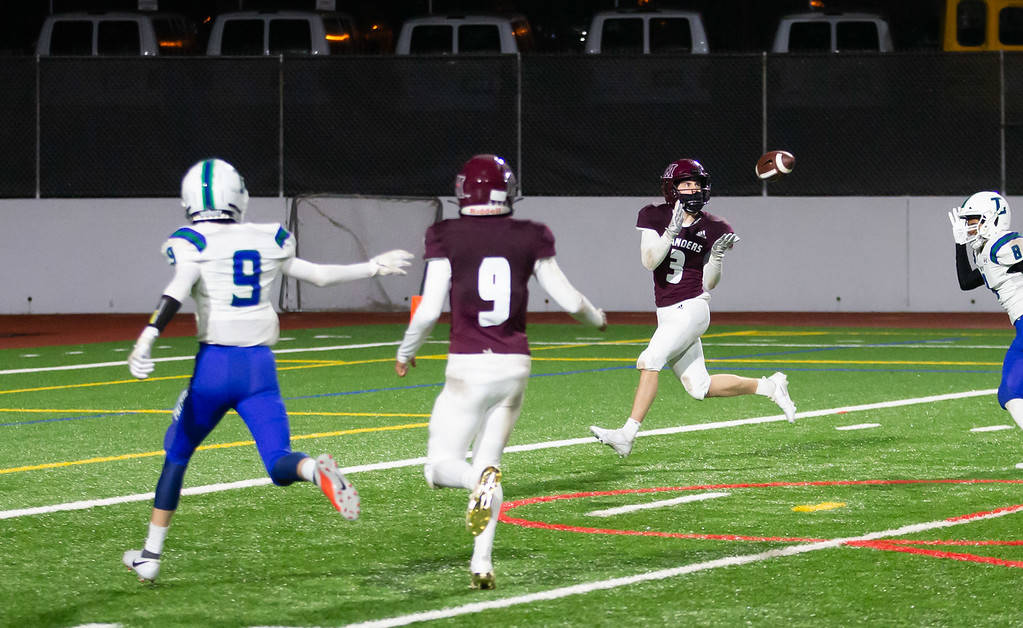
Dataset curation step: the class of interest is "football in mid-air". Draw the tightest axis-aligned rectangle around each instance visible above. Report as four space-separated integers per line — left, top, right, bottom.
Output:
755 150 795 181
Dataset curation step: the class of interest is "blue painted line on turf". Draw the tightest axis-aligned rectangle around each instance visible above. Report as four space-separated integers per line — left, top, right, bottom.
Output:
0 361 1000 428
0 411 139 427
720 337 967 360
286 381 444 400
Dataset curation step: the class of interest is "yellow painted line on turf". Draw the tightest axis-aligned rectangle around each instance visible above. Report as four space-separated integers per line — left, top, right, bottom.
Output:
0 408 168 414
0 421 429 474
0 408 429 418
707 358 1000 366
0 355 1001 397
792 502 847 512
0 358 400 396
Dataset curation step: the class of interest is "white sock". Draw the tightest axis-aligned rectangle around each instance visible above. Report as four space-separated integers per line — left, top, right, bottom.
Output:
1007 399 1023 430
755 377 774 397
298 457 317 483
622 418 641 439
471 483 503 573
144 522 169 556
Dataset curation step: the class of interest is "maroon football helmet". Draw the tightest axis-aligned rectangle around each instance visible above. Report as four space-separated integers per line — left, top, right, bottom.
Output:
455 154 517 216
661 158 711 214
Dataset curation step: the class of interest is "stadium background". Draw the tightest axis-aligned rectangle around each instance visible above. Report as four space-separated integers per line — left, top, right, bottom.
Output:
0 0 1006 316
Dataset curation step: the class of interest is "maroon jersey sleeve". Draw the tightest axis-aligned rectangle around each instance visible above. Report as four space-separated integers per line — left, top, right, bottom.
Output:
424 223 445 259
636 203 669 234
428 217 555 355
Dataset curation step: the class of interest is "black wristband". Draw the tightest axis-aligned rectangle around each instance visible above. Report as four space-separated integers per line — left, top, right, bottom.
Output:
148 295 182 332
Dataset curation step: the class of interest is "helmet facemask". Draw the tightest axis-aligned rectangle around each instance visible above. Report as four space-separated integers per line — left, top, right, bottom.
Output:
661 158 711 215
672 178 710 215
958 191 1011 250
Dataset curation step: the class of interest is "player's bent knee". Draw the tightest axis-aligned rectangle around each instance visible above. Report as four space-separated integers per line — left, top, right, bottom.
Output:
681 373 710 400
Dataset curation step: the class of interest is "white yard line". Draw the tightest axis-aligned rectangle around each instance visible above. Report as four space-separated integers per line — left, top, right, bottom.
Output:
835 423 881 431
0 340 448 375
0 389 997 521
586 492 730 517
334 504 1023 628
970 425 1015 432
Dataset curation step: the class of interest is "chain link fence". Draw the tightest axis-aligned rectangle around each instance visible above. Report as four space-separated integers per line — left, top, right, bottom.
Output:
2 52 1021 198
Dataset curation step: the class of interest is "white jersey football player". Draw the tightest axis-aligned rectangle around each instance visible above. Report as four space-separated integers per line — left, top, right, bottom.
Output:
950 191 1023 429
122 158 412 582
589 158 796 458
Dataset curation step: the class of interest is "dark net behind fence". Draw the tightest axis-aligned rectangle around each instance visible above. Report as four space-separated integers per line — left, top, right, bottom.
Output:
1 53 1018 198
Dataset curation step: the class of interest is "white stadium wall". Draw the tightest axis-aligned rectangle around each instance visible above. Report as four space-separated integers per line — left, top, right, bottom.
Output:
0 196 998 315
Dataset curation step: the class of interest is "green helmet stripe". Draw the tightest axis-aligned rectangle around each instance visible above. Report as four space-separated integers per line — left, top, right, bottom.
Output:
201 160 215 210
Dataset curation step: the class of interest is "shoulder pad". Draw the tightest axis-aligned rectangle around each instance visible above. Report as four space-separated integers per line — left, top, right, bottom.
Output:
169 227 207 252
275 226 291 248
989 232 1023 265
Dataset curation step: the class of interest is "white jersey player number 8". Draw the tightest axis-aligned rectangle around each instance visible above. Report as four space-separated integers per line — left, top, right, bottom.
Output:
478 256 511 327
666 249 685 284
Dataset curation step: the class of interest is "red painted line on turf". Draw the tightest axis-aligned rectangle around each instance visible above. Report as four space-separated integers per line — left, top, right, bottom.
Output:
945 502 1023 522
878 538 1023 546
499 479 1023 568
848 539 1023 568
501 479 1023 513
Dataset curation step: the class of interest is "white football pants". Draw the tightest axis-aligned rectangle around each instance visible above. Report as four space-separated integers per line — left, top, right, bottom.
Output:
423 353 531 490
636 294 713 400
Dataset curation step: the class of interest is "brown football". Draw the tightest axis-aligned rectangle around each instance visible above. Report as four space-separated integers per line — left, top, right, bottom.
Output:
755 150 795 181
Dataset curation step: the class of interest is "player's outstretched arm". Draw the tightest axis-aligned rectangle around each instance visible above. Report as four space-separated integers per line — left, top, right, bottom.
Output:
638 201 688 271
128 262 198 379
282 250 413 286
533 257 607 330
129 295 181 379
395 258 450 375
703 232 740 291
954 244 984 290
639 227 671 271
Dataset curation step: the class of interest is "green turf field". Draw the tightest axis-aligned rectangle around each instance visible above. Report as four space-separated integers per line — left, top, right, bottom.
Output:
2 321 1022 627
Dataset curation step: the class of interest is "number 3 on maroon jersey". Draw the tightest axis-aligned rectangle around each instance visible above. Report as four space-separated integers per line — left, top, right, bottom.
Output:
666 250 685 284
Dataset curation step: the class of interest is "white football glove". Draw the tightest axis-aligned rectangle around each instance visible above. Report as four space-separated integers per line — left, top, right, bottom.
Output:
948 209 969 245
128 326 159 379
710 233 740 258
665 200 687 239
371 249 414 276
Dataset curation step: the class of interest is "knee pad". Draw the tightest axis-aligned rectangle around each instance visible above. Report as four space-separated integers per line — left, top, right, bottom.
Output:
636 349 665 372
681 371 710 400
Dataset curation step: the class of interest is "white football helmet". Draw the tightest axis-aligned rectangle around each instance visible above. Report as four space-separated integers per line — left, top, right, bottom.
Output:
957 191 1011 249
181 158 249 223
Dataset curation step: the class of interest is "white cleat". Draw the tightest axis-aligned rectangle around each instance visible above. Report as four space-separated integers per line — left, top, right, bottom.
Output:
589 425 634 457
316 453 360 520
470 558 496 589
122 549 160 582
769 372 796 423
470 570 496 590
466 466 501 536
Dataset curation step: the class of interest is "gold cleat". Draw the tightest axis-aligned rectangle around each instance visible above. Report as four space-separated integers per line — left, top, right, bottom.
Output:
470 571 496 590
466 466 501 536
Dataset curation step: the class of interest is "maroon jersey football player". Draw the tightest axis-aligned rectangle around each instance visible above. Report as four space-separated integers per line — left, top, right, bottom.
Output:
394 154 605 590
590 158 797 458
